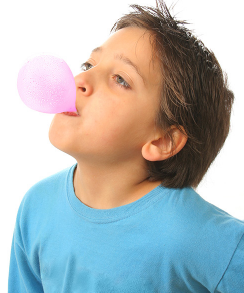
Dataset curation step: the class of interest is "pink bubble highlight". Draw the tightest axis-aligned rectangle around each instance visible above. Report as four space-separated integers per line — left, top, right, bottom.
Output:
17 55 77 114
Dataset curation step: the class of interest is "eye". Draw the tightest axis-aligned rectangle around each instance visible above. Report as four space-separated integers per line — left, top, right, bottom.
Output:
112 74 131 90
80 62 131 90
80 62 93 71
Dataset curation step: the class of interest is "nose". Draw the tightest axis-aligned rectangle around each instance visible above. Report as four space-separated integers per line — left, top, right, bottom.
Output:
74 72 93 97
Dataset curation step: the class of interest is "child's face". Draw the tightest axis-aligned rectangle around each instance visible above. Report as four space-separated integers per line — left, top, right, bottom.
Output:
49 27 162 165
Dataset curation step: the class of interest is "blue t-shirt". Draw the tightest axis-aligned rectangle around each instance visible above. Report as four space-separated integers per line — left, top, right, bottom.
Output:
8 163 244 292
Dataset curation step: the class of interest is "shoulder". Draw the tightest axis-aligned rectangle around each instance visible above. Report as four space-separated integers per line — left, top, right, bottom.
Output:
157 186 244 290
17 164 74 222
215 232 244 291
12 164 75 250
161 186 244 229
162 186 244 244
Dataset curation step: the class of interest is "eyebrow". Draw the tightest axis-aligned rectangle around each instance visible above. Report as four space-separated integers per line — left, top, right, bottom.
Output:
91 46 145 85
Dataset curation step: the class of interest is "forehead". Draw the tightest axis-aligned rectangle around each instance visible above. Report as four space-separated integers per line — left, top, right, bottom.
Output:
100 27 161 88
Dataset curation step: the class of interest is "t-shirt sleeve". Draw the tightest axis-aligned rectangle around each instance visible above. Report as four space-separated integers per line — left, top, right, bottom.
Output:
215 232 244 292
8 234 44 293
8 196 44 293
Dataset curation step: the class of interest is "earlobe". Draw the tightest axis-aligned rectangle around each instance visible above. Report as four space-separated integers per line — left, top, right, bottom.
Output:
141 137 170 161
141 126 188 162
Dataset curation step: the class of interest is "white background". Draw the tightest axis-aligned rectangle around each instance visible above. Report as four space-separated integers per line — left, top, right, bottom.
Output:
1 0 243 290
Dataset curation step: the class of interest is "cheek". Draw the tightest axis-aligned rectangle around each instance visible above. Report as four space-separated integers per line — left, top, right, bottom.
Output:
104 105 150 149
82 112 119 149
81 97 119 134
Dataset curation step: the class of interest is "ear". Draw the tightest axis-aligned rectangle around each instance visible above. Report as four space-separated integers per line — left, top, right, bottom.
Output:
141 126 188 161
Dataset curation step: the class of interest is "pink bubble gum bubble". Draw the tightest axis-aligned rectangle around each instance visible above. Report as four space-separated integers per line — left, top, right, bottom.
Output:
17 55 77 114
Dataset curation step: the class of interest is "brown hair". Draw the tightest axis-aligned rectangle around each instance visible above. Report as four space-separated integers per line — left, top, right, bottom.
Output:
111 0 234 188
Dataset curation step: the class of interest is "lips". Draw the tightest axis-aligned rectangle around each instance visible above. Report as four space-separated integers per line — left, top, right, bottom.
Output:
62 111 80 117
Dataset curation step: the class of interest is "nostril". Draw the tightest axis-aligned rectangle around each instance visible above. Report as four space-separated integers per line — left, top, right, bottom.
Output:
81 87 86 92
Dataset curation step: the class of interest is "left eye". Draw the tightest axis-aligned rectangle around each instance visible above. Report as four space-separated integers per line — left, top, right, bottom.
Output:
80 62 131 90
112 74 131 90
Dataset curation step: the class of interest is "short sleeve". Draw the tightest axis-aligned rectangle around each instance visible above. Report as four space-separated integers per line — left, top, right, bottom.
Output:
215 232 244 292
8 196 44 293
8 235 44 293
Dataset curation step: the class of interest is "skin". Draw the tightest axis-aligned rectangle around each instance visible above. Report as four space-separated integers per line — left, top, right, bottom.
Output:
49 27 187 209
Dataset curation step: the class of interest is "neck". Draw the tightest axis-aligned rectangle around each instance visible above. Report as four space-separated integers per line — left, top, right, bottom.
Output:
73 160 161 209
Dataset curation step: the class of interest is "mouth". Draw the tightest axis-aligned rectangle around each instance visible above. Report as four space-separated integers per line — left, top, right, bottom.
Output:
61 111 80 117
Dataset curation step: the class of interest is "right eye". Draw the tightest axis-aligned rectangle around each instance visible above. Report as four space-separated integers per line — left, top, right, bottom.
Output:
80 62 94 71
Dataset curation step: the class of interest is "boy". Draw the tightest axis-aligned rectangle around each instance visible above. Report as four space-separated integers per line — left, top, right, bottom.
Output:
8 1 244 292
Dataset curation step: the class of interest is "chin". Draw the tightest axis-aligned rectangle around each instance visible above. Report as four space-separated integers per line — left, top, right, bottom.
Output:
48 116 69 153
48 118 82 160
